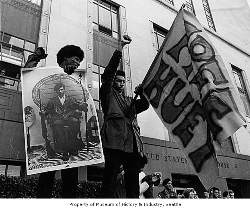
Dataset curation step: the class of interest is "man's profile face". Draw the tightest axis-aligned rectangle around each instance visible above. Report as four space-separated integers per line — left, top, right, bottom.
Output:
56 86 65 98
164 181 173 190
113 75 125 93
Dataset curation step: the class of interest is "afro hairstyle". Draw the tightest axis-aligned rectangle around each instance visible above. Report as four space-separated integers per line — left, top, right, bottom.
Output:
56 45 84 65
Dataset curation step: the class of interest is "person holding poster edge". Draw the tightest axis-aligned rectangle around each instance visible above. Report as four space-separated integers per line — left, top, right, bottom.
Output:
99 35 150 198
24 45 86 198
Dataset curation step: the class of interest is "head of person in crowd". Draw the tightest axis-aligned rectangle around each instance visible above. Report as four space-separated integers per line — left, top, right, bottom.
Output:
183 188 196 199
162 178 173 192
151 173 161 187
113 70 126 94
222 191 230 199
193 190 199 199
204 190 210 199
218 190 222 198
210 187 220 198
209 187 214 198
228 190 235 199
57 45 84 75
138 154 148 173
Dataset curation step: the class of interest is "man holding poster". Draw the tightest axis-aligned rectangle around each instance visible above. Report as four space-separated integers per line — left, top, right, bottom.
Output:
36 45 85 198
22 45 104 198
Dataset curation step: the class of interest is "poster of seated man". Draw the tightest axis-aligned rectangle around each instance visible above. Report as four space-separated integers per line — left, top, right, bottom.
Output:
21 66 104 175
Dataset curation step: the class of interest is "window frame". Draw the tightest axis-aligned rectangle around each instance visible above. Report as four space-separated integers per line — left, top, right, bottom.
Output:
231 65 250 117
152 23 169 52
93 0 119 38
0 32 36 91
91 0 121 112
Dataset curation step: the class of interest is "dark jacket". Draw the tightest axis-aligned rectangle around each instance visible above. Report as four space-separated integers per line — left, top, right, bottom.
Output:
100 50 149 153
45 94 86 124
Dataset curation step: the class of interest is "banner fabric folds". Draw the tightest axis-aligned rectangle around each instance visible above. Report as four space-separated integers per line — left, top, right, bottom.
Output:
141 8 245 190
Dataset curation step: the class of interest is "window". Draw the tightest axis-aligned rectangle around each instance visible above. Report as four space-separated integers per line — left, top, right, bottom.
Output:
7 165 21 177
0 32 36 90
172 174 205 198
232 66 250 116
153 24 168 51
0 32 36 65
0 165 6 176
92 0 121 111
226 179 244 198
93 0 119 38
202 0 216 31
184 0 195 16
0 164 21 177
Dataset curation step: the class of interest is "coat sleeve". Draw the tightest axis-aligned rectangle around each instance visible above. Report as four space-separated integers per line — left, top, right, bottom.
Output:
44 99 54 116
100 50 122 111
100 50 122 96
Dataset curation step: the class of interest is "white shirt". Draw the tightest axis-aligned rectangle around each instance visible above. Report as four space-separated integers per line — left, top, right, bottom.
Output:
59 95 66 105
139 171 149 199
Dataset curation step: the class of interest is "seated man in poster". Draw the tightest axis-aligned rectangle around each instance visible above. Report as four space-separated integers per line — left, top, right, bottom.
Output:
42 82 88 160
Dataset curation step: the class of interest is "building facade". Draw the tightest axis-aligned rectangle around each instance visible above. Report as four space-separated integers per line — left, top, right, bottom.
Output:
1 0 250 198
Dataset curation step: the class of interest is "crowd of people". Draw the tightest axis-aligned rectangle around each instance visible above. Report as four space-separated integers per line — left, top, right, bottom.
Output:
136 154 235 199
110 151 236 199
139 174 235 199
147 177 235 199
204 187 235 199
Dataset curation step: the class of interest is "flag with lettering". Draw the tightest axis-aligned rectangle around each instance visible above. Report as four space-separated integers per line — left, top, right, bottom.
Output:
141 8 245 189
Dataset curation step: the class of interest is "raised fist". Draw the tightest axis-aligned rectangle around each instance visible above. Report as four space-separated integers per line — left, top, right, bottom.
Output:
121 35 132 47
134 84 143 95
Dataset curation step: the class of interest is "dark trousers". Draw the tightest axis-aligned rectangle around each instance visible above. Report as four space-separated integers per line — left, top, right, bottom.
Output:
100 148 139 198
52 121 81 154
37 167 78 198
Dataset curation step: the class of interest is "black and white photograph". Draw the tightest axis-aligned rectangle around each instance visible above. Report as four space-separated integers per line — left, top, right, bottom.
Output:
21 67 104 175
1 0 250 206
